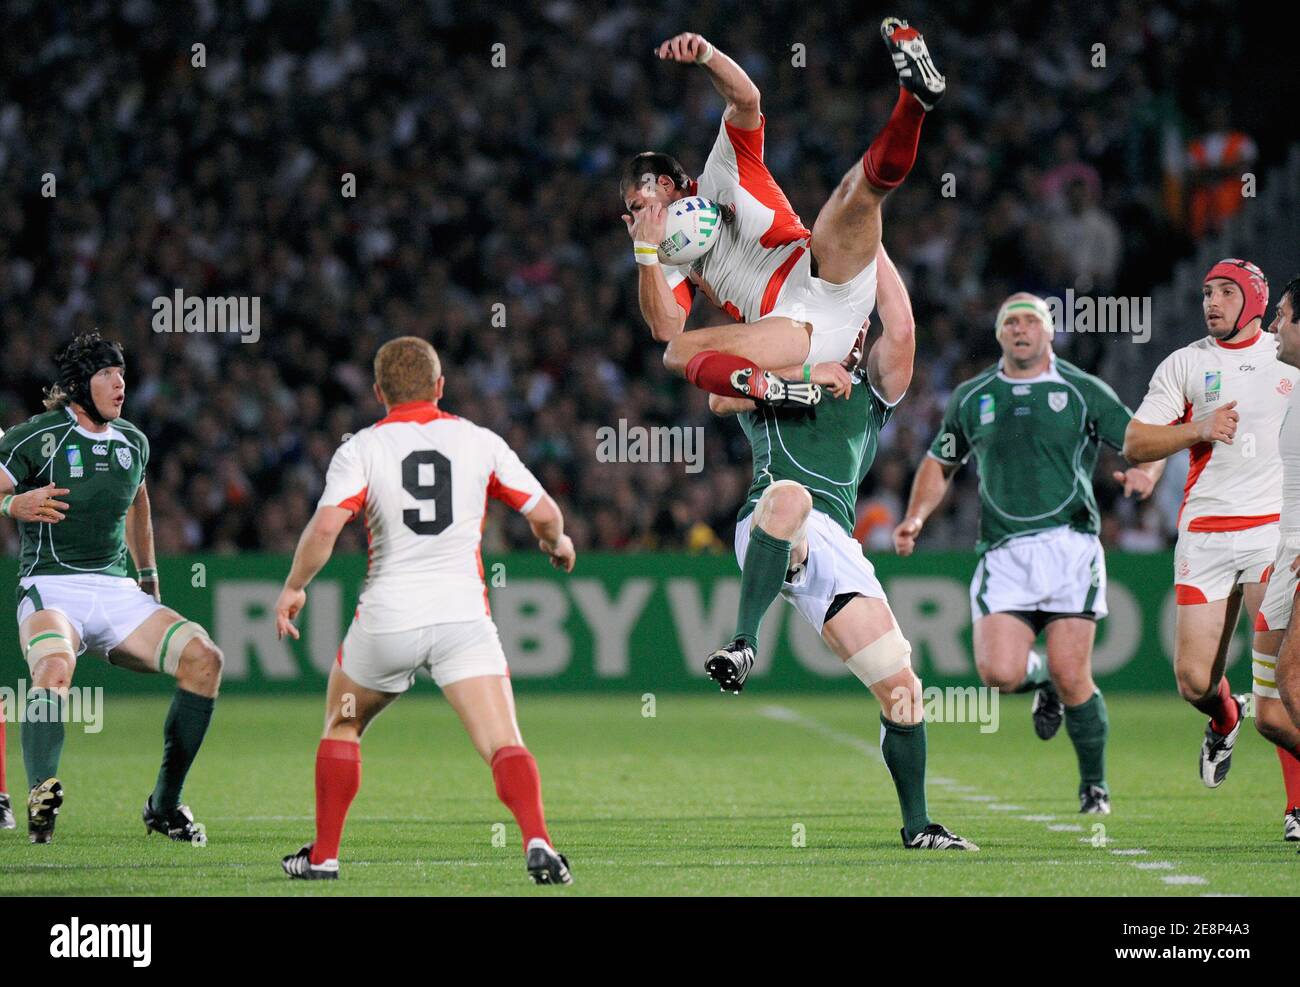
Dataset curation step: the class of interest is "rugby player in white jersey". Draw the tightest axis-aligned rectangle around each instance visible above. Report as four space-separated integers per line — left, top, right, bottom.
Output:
1124 260 1300 811
621 18 944 407
1252 276 1300 841
273 338 577 884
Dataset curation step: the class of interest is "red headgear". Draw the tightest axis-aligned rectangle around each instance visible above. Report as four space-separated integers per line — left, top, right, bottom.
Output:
1204 258 1269 334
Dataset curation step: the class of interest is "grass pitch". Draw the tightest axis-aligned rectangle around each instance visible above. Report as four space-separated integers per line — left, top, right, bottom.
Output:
0 692 1294 896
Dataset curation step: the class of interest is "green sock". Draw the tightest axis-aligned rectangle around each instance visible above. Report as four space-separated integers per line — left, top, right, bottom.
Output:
21 689 66 788
151 689 215 811
880 714 930 840
1065 690 1109 793
735 526 791 650
1013 649 1050 693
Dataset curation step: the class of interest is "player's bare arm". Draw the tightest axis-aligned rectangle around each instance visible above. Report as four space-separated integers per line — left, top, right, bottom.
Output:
1111 458 1165 500
525 494 576 573
654 33 761 128
866 244 914 404
1122 400 1238 463
893 456 958 556
0 475 71 525
275 505 353 640
124 482 160 600
622 201 685 342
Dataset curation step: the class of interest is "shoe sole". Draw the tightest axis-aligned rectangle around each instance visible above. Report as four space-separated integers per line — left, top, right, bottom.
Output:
705 657 743 693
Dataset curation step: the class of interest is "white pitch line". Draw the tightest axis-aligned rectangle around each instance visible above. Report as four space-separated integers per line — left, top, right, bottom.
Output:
758 705 882 762
754 704 1224 894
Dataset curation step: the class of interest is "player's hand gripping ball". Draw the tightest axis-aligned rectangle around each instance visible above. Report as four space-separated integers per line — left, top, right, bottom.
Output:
657 196 722 265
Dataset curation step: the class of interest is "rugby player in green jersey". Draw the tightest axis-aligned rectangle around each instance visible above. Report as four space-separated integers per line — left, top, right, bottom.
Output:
898 294 1164 813
706 248 978 850
0 333 224 844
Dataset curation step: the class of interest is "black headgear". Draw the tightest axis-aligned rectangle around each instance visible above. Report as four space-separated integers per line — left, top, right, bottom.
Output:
54 332 125 425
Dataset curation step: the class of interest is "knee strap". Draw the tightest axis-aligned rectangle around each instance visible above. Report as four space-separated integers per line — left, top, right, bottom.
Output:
25 632 74 672
845 626 912 687
155 620 211 676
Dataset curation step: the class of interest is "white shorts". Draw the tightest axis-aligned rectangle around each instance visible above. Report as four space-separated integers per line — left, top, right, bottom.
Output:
735 508 885 635
971 527 1108 624
1253 537 1300 699
16 573 167 658
768 252 877 365
1173 524 1277 605
338 617 509 693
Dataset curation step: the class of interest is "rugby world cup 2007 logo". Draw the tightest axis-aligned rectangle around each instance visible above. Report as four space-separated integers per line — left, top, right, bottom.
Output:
1204 371 1222 403
66 447 83 479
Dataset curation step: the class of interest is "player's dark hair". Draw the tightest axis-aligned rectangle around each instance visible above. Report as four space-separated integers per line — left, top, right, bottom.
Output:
1281 274 1300 323
619 152 691 203
45 331 125 423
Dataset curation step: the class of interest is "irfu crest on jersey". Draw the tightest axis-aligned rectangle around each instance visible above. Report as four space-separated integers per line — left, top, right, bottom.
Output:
115 446 133 470
1048 391 1068 413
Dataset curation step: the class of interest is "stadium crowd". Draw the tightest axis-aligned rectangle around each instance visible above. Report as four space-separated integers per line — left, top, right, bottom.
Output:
0 0 1280 557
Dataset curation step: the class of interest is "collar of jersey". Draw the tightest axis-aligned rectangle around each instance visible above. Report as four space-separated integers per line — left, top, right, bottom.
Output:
996 355 1062 385
1211 328 1263 350
376 401 454 426
63 406 120 442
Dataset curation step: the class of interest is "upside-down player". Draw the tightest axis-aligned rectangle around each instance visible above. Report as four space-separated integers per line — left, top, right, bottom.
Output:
274 337 576 884
0 332 224 844
898 294 1163 813
1124 260 1300 833
706 247 977 850
622 19 944 408
1245 275 1300 841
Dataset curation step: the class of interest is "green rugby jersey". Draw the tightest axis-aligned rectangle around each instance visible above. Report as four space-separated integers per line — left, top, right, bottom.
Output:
927 357 1132 554
738 377 898 536
0 407 149 578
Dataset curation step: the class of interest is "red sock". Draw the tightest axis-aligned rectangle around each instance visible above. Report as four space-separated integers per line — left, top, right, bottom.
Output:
491 745 550 849
1279 746 1300 812
684 350 763 398
1209 677 1239 735
862 88 927 190
311 738 361 864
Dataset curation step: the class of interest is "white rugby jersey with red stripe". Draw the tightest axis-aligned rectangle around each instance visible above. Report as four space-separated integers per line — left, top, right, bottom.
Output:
1133 330 1300 533
662 114 811 321
318 400 544 631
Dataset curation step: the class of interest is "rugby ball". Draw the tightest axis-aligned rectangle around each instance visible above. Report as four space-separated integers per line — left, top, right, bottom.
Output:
657 196 722 265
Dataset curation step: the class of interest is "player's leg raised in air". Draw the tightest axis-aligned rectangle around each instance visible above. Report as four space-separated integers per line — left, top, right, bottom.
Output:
106 608 224 842
714 479 977 849
630 19 943 408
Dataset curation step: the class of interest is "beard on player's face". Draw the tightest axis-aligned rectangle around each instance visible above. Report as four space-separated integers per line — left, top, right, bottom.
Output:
1202 284 1243 336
